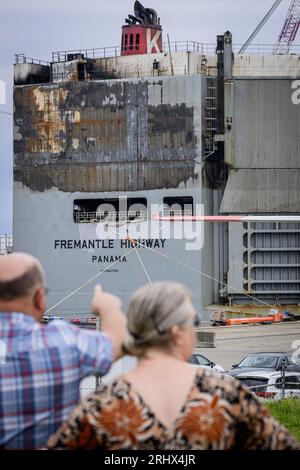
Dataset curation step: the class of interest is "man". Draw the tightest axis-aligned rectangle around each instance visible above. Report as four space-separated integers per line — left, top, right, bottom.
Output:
0 253 127 449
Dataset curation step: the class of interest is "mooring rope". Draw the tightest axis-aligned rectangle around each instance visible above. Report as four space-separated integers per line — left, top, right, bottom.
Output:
46 221 279 314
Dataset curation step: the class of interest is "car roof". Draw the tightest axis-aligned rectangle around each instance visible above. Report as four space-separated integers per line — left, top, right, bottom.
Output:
245 352 289 356
236 370 300 378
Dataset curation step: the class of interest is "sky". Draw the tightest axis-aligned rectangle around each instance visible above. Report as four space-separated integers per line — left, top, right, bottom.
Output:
0 0 294 234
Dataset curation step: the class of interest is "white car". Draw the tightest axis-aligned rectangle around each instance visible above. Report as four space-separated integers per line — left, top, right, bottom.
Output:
189 354 224 373
234 369 300 400
42 315 63 323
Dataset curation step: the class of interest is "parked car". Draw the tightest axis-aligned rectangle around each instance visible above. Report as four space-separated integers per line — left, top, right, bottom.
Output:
233 370 300 400
70 317 81 324
189 354 224 372
226 352 297 377
48 315 63 322
42 315 63 323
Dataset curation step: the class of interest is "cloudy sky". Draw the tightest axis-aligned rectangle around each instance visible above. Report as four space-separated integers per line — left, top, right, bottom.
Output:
0 0 293 234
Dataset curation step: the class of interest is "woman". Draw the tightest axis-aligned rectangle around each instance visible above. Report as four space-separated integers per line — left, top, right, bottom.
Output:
47 282 299 450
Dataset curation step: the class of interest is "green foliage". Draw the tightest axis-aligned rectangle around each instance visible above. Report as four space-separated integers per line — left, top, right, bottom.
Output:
267 398 300 443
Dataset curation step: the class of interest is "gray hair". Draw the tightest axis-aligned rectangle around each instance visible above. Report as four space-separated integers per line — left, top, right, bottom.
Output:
123 282 194 356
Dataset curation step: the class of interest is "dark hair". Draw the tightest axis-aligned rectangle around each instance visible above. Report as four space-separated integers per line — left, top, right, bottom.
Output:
0 264 44 301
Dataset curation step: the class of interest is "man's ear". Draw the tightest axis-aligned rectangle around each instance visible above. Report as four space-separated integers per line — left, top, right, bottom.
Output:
33 287 46 318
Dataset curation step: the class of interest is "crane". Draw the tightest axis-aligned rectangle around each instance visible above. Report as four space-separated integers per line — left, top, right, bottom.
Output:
274 0 300 53
239 0 300 54
239 0 283 54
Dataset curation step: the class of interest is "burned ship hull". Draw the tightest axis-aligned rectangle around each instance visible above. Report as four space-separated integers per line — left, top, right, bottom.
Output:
14 74 214 317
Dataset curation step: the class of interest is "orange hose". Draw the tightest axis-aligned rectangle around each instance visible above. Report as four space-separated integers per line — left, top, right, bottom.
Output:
226 313 282 326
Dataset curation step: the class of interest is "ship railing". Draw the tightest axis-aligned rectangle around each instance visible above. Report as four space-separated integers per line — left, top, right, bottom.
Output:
234 43 300 54
52 47 121 63
166 42 300 55
75 210 148 223
16 42 300 68
51 42 300 63
163 210 194 216
75 209 194 223
14 54 50 66
163 41 216 54
51 42 212 62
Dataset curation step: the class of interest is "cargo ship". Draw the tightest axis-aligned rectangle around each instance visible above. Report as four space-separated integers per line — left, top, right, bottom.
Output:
13 2 300 320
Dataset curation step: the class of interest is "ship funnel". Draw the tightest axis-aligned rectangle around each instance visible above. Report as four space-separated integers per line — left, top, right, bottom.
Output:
121 2 163 56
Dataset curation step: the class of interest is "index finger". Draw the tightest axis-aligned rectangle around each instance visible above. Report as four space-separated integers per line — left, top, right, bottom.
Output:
94 284 103 295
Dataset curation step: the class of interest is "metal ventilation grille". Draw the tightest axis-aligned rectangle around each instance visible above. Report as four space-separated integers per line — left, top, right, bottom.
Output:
242 222 300 296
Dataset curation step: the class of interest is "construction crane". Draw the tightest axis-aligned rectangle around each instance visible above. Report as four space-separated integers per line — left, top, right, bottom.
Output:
274 0 300 53
239 0 300 54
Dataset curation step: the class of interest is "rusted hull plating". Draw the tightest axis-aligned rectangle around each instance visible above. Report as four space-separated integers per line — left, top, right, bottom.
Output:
14 79 200 192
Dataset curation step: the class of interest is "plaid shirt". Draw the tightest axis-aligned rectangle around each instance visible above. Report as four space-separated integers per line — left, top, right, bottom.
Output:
0 312 113 449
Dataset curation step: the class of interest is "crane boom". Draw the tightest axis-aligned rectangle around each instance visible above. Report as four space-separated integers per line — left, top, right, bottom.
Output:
239 0 282 54
274 0 300 53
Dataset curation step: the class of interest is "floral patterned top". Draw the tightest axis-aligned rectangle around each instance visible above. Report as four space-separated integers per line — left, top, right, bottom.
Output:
47 369 299 450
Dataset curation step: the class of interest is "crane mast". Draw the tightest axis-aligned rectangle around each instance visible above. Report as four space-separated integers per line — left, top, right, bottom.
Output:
274 0 300 53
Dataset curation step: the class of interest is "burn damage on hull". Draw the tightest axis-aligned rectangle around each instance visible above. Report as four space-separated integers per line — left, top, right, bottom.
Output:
14 80 198 192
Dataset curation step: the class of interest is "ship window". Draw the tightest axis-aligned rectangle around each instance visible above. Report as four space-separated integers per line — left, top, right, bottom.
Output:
163 197 194 216
136 34 140 50
121 35 124 51
73 198 147 223
130 34 134 50
124 34 128 50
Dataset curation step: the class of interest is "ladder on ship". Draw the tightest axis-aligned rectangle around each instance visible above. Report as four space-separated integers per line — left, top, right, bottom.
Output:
204 77 217 156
